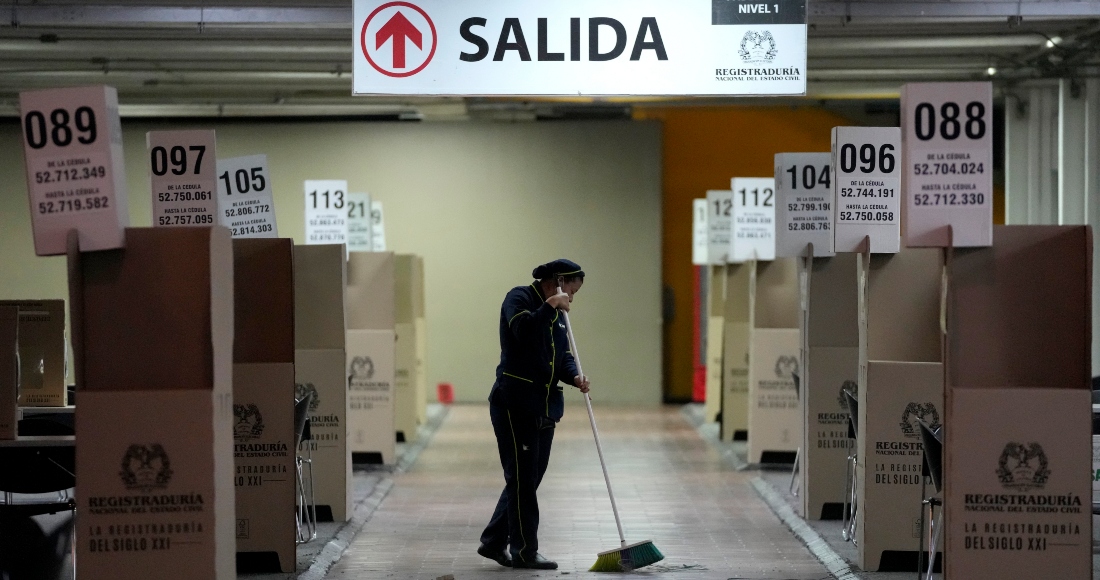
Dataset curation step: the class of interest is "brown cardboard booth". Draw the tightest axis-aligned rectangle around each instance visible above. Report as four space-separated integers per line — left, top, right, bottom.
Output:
346 251 396 465
0 300 67 407
69 227 235 580
721 263 751 442
232 238 296 573
293 244 350 522
799 247 860 520
0 306 18 440
747 258 801 465
856 245 944 572
944 225 1092 580
394 254 424 444
704 265 725 425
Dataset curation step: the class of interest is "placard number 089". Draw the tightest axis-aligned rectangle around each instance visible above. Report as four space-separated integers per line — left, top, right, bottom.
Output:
23 107 97 149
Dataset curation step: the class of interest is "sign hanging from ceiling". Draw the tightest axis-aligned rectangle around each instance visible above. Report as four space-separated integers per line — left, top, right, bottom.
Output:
352 0 807 96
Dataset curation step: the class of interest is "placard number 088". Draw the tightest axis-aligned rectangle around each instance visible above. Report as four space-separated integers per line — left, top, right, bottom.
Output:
914 101 986 141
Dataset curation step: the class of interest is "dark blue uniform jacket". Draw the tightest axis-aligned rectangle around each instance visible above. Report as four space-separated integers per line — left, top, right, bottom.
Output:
488 283 579 422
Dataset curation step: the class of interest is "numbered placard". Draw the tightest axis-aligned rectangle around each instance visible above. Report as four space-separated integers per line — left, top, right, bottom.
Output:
832 127 901 253
148 130 218 228
304 180 348 245
706 190 733 264
347 192 373 253
370 200 387 252
692 198 709 266
19 85 129 255
902 82 993 247
730 178 776 262
776 153 833 257
216 155 277 238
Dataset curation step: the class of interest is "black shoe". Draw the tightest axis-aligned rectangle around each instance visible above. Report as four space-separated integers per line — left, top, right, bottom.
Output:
477 544 512 567
511 552 558 570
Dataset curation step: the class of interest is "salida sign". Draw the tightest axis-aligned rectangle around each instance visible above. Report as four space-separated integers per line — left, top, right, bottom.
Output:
353 0 807 96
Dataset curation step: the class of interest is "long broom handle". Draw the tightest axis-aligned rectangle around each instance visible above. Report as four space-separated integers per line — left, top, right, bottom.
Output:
558 303 627 548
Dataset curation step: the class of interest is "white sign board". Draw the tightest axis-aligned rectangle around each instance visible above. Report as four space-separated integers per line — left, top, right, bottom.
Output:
148 130 218 228
692 198 709 265
902 82 993 247
706 190 733 264
19 85 130 255
730 177 776 262
352 0 807 96
216 155 277 238
304 180 349 245
775 153 833 257
370 200 387 251
347 192 373 252
832 127 901 254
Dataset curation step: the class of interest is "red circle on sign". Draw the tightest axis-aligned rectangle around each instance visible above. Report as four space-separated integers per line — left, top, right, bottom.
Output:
361 1 437 78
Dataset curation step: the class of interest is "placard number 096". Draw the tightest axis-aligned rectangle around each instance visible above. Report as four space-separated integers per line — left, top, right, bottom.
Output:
23 107 97 149
839 144 895 175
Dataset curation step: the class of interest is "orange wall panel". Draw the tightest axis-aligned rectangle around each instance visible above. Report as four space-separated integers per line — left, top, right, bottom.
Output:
634 106 855 401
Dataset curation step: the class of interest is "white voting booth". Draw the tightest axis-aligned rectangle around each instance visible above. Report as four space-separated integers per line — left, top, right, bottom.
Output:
945 226 1092 580
776 152 855 520
293 244 351 522
716 177 801 462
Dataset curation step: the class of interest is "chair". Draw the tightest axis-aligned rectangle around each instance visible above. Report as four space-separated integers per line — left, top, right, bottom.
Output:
841 388 858 543
788 372 801 496
294 392 317 544
916 419 944 580
0 427 76 580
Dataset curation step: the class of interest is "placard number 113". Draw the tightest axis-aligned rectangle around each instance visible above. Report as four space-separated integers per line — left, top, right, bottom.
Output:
309 189 344 210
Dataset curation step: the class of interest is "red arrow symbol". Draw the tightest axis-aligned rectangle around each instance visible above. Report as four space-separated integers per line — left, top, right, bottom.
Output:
376 11 422 69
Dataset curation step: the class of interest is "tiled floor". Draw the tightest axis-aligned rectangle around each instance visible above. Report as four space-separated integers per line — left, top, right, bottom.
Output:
325 404 831 580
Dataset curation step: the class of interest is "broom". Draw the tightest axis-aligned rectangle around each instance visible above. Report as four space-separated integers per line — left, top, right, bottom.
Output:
557 286 665 572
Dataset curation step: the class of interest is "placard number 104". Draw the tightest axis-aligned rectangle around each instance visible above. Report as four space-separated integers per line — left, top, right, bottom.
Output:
309 189 344 210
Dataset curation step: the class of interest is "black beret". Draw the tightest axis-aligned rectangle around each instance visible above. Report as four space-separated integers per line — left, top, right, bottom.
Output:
532 259 584 280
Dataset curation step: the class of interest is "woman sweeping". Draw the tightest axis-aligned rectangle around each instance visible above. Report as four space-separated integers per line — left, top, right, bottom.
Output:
477 259 590 570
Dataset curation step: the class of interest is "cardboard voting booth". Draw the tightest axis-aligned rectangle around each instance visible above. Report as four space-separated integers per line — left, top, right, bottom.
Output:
70 227 235 580
945 226 1092 580
856 246 945 571
232 239 296 573
293 244 350 522
0 306 17 440
346 251 396 464
410 256 428 427
721 263 751 441
800 250 860 520
0 300 67 407
747 258 801 464
394 254 423 443
704 265 725 424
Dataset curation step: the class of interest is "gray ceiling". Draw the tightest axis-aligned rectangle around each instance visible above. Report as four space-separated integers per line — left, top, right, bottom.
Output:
1 1 1098 119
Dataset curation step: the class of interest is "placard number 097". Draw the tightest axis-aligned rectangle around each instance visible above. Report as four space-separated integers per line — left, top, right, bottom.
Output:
151 145 206 176
914 101 986 141
839 143 895 175
23 107 97 149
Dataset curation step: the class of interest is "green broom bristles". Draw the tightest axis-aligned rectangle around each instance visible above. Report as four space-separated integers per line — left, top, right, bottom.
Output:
590 540 664 572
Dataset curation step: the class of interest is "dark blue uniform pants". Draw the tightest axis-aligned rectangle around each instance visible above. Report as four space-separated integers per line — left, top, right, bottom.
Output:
480 404 555 563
